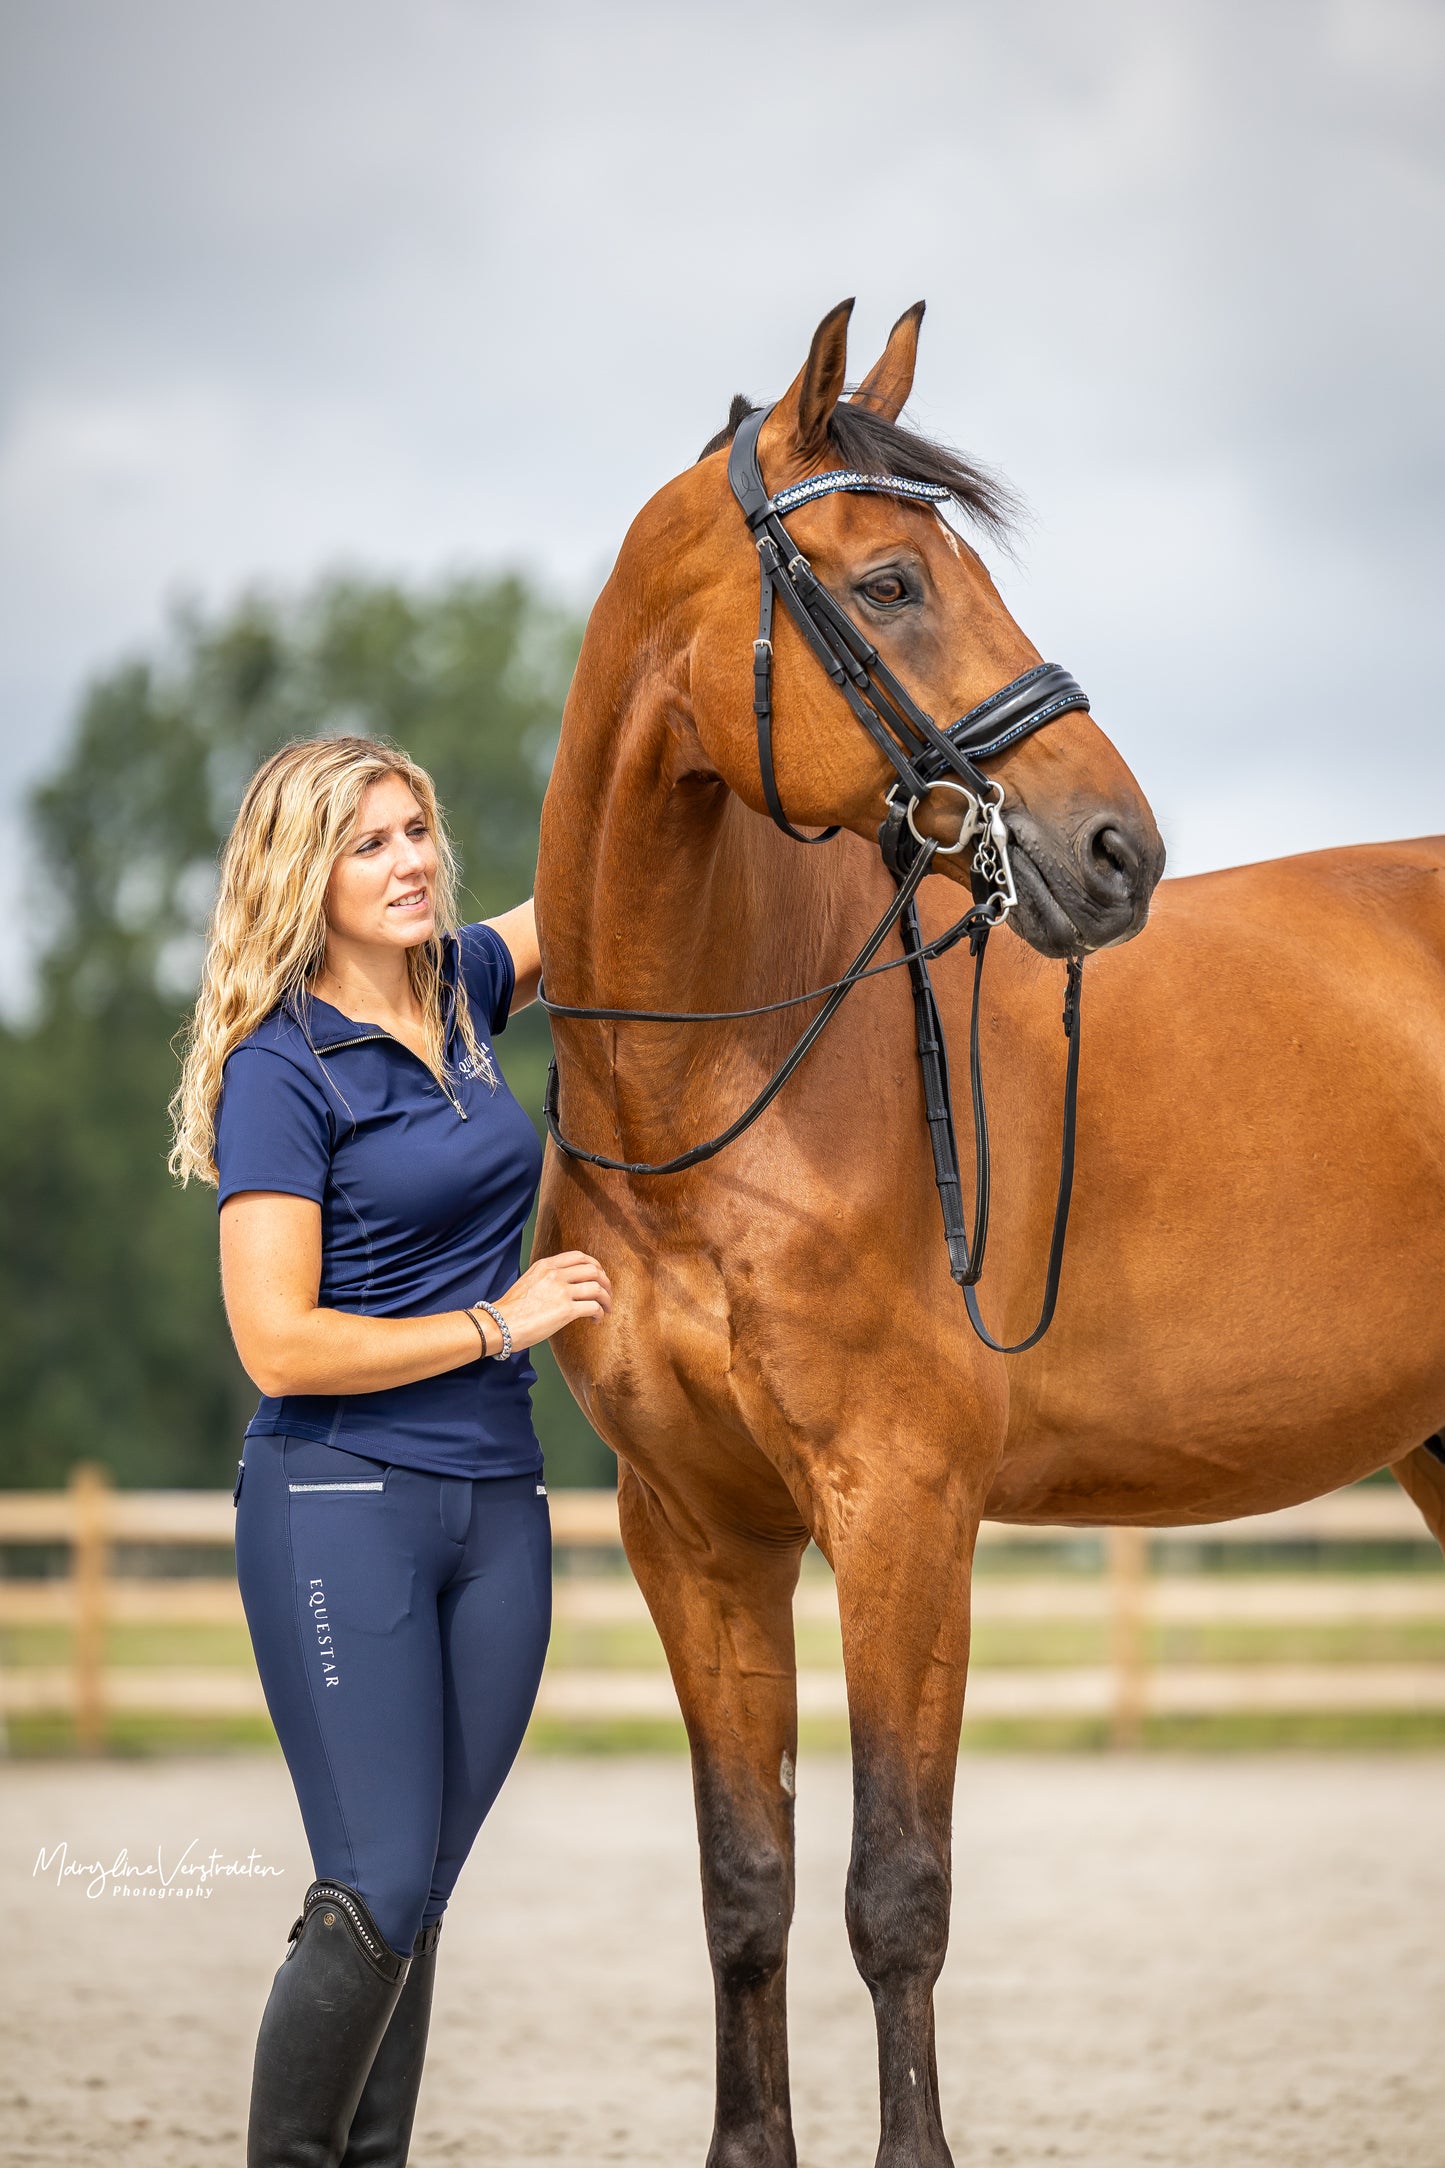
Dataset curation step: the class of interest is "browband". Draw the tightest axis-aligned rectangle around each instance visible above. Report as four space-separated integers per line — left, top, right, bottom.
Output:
769 470 951 516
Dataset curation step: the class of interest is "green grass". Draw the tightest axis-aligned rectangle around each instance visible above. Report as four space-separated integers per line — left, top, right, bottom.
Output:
547 1620 672 1669
14 1709 1445 1759
2 1623 255 1669
557 1605 1445 1672
1151 1619 1445 1664
16 1613 1445 1678
5 1711 281 1758
525 1715 690 1755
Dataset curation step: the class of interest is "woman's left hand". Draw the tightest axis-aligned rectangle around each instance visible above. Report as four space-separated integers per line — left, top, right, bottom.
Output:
488 1249 613 1353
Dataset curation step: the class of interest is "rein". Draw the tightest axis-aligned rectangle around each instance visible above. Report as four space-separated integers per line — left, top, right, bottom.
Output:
542 404 1090 1353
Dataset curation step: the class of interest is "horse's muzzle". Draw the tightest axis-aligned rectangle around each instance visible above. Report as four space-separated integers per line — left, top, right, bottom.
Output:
1005 805 1165 957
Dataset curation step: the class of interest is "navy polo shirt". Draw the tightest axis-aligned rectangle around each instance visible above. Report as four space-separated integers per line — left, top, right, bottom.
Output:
214 923 545 1479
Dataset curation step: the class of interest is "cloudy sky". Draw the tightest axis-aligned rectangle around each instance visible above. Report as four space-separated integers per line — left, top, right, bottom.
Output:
2 0 1442 1006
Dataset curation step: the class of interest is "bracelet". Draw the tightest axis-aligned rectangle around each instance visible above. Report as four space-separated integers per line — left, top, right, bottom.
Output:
461 1308 489 1358
471 1299 513 1361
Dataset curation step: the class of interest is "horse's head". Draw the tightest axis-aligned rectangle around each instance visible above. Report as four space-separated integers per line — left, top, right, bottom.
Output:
675 299 1164 956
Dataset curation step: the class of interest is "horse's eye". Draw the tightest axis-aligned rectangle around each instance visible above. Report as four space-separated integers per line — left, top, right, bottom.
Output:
861 572 909 607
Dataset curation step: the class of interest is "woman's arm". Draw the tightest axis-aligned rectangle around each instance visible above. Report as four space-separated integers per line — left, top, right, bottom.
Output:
220 1191 611 1398
485 898 542 1012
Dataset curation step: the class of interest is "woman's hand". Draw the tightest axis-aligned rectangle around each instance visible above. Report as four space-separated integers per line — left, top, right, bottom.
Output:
492 1251 613 1353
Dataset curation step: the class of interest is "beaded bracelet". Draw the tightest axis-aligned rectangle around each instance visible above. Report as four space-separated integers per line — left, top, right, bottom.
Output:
470 1299 513 1362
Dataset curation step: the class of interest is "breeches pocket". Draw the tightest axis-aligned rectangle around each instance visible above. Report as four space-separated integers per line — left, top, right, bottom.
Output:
281 1438 415 1637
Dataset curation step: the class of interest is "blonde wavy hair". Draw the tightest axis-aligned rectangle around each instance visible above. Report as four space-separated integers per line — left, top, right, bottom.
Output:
169 735 492 1186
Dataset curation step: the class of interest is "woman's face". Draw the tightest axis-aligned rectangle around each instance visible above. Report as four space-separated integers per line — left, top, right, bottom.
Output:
324 773 440 955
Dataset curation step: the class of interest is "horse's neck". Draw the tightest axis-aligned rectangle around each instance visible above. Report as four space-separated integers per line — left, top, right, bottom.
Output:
538 647 864 1138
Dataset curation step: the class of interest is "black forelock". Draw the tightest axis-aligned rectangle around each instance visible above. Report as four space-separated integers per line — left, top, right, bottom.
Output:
696 393 1016 539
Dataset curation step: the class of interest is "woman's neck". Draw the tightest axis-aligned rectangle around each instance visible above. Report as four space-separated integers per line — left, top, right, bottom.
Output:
312 940 424 1034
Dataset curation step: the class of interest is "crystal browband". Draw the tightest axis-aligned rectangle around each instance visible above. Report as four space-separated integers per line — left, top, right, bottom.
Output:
768 471 952 516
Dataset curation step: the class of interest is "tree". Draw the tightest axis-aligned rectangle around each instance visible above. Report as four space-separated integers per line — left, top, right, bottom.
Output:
0 572 615 1488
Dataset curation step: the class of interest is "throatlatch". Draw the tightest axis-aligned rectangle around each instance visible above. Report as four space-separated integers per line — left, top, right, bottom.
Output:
543 402 1090 1353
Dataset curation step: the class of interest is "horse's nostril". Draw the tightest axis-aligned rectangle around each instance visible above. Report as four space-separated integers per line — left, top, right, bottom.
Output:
1083 818 1140 895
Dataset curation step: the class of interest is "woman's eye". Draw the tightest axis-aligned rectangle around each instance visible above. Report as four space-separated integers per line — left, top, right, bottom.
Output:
862 574 908 606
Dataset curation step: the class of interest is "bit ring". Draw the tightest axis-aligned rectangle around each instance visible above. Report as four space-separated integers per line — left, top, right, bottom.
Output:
902 779 981 857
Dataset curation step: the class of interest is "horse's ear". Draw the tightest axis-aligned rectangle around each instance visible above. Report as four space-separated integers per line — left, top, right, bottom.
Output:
851 301 925 423
759 298 854 471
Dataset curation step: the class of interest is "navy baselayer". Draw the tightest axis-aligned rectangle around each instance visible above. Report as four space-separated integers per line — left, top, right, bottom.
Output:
214 921 545 1478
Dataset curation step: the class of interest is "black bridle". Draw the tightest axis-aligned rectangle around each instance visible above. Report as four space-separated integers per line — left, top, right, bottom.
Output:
542 404 1091 1353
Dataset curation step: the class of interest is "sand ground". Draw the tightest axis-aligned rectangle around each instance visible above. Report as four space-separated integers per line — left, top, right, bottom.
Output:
4 1750 1443 2166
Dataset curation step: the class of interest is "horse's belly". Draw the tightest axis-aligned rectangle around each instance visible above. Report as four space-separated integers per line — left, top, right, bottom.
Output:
984 1426 1421 1526
989 1254 1445 1521
989 1182 1445 1523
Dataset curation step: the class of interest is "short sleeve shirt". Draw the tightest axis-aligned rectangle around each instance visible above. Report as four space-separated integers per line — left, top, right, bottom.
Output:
214 924 544 1478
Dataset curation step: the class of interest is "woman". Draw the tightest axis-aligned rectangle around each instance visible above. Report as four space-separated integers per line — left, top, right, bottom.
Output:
170 734 611 2167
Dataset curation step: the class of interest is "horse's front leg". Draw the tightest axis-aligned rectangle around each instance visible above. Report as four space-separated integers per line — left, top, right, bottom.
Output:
821 1449 984 2168
618 1456 808 2168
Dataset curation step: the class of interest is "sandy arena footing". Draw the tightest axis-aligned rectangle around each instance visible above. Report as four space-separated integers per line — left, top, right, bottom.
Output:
4 1750 1443 2165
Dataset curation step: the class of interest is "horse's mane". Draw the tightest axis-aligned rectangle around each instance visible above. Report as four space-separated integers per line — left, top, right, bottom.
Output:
698 393 1016 539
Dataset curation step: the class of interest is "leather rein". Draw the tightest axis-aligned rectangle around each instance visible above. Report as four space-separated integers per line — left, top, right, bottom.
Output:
541 404 1090 1353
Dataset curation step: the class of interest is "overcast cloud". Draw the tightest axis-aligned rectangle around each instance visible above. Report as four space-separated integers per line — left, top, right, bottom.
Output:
2 0 1442 1005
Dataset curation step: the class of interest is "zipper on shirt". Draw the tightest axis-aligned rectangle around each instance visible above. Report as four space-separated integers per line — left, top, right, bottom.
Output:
312 1032 470 1119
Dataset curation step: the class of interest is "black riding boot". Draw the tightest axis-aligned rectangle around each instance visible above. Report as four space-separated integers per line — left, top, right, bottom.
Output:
340 1920 442 2166
247 1881 410 2168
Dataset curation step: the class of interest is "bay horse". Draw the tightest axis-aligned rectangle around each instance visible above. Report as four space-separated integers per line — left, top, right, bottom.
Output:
533 298 1445 2168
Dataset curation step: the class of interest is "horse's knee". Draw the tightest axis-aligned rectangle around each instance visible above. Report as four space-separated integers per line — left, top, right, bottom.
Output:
845 1835 950 1993
702 1824 792 1993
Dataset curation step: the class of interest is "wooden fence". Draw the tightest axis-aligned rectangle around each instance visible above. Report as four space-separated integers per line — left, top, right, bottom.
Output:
1 1466 1442 1750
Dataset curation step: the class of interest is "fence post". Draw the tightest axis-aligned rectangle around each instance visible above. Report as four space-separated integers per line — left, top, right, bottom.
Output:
1108 1525 1148 1748
70 1463 111 1754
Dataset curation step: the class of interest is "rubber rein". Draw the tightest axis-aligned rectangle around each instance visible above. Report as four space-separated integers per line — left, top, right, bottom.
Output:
542 404 1089 1354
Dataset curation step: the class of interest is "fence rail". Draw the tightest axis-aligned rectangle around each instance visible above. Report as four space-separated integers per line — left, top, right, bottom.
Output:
1 1466 1442 1749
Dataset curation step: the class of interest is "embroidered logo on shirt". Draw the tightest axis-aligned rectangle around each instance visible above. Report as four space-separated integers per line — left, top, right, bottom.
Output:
454 1049 491 1081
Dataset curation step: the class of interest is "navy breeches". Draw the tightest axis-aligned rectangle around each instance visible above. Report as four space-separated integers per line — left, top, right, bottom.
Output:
235 1434 551 1957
